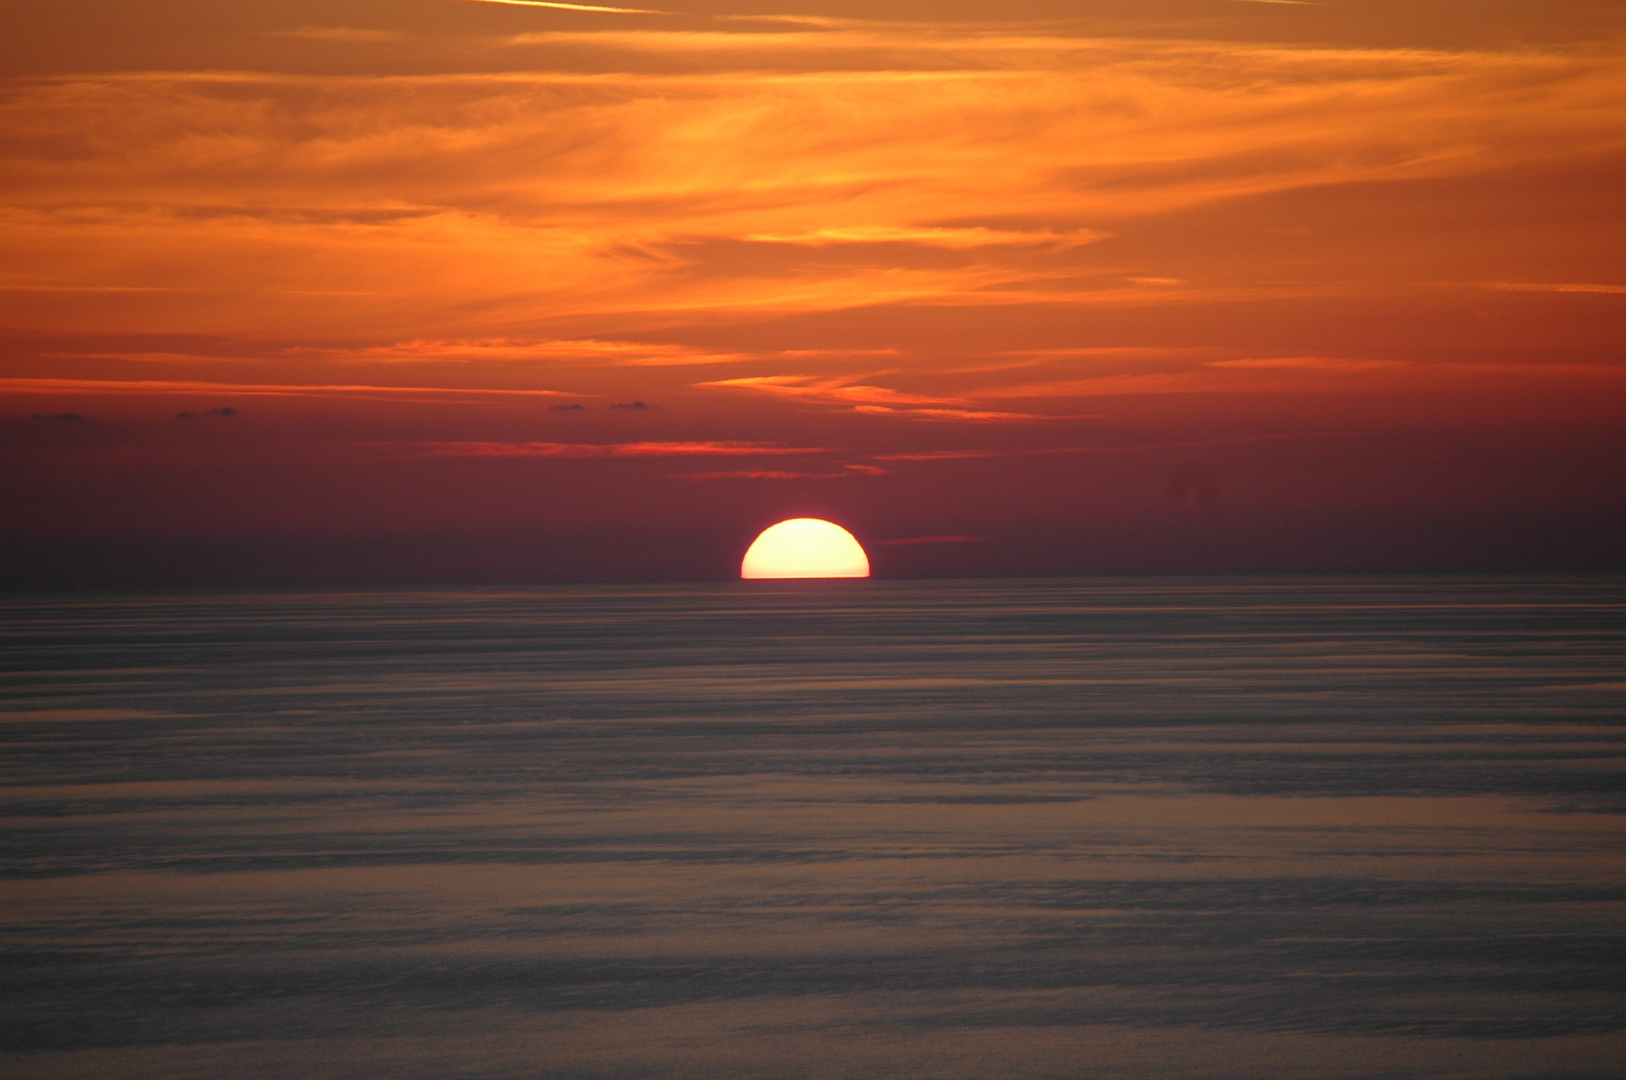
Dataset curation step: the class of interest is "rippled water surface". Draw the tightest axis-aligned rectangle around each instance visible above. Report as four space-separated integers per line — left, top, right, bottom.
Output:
3 577 1624 1078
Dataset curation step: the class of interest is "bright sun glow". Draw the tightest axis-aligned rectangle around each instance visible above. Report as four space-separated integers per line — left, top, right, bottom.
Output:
740 518 870 579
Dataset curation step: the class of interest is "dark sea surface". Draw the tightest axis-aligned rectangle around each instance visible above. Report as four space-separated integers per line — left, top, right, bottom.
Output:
2 576 1624 1079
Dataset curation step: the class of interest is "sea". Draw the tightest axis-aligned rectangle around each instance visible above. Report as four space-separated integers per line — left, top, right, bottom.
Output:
2 576 1623 1079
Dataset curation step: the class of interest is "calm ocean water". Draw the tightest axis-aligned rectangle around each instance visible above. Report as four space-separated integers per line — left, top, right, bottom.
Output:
2 576 1624 1079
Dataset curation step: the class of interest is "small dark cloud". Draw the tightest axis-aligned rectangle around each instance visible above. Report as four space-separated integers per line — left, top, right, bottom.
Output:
550 403 587 412
31 412 85 422
176 407 237 420
610 400 656 410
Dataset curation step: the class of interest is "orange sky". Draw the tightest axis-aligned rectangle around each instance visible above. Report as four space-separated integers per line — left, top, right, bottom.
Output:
3 0 1624 584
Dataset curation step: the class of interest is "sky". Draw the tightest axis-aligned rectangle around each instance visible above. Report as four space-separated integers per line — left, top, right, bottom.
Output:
2 0 1623 586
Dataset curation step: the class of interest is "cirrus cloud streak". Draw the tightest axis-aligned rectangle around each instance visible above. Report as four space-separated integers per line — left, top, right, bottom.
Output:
3 28 1622 340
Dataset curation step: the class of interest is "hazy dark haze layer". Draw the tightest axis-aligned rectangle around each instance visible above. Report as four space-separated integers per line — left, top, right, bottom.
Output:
2 577 1624 1078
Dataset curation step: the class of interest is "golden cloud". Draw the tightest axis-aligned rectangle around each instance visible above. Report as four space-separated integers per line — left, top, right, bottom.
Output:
2 18 1622 420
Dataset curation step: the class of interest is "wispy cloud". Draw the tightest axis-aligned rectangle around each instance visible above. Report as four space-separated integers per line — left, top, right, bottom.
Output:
449 0 671 14
6 29 1618 344
696 360 1436 417
1205 356 1407 373
694 374 1048 421
373 440 827 458
3 15 1623 432
872 449 1004 462
848 405 1046 422
264 27 404 43
871 434 1313 463
711 14 855 28
0 378 575 403
313 338 747 366
675 462 886 480
970 355 1425 399
1480 281 1626 295
741 226 1106 249
695 375 970 409
674 469 812 480
42 340 749 369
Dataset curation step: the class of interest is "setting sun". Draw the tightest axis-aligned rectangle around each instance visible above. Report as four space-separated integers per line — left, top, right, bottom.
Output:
740 519 870 579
